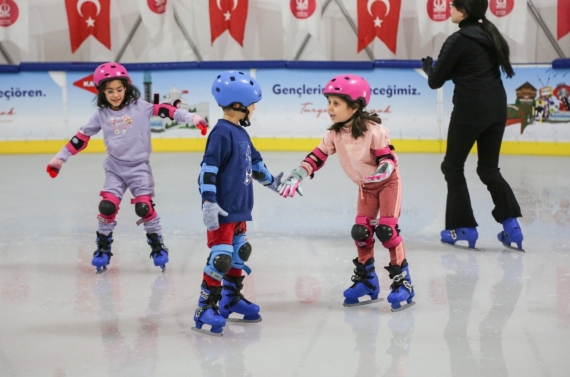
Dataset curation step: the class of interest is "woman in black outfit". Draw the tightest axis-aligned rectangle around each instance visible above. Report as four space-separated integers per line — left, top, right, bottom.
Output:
422 0 524 251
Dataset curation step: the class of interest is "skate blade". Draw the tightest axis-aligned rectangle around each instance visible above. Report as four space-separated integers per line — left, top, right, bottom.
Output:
191 327 223 337
226 316 262 324
343 297 384 307
441 241 481 252
501 243 526 253
95 266 108 274
391 301 416 312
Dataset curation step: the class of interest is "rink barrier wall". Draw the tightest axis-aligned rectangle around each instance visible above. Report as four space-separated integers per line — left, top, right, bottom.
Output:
1 60 569 156
1 139 569 156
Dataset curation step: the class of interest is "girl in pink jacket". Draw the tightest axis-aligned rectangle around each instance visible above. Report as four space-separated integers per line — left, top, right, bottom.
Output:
279 74 415 312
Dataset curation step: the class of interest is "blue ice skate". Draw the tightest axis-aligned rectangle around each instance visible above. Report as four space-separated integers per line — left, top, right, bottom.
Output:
343 258 383 307
497 217 525 252
384 260 416 312
192 283 226 337
219 275 261 323
92 231 113 274
146 233 169 272
441 227 480 250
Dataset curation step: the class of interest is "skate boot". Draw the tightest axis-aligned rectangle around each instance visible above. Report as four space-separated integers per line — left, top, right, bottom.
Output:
219 275 262 323
92 231 113 274
146 233 169 272
192 281 226 336
440 227 479 250
497 217 525 252
343 258 382 307
384 260 416 312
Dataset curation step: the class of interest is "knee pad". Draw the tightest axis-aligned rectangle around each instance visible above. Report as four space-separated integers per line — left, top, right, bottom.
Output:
204 244 233 281
97 191 120 223
375 217 402 249
231 234 252 274
351 215 377 248
131 195 157 225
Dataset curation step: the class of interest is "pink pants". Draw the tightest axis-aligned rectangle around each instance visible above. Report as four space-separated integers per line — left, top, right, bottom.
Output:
356 168 406 267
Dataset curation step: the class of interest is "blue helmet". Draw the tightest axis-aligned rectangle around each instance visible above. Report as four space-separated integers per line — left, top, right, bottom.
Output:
211 71 262 107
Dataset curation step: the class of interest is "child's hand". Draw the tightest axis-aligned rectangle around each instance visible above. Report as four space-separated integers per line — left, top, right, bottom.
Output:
192 115 208 136
364 160 394 183
46 157 64 178
278 167 308 198
202 202 228 231
266 172 283 193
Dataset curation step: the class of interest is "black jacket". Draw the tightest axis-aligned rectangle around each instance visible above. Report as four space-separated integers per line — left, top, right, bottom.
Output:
428 19 507 125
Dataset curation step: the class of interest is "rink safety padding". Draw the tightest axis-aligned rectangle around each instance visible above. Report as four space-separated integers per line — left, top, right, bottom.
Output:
1 60 570 156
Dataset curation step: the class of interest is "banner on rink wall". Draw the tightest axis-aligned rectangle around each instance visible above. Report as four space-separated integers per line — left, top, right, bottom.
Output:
0 64 569 155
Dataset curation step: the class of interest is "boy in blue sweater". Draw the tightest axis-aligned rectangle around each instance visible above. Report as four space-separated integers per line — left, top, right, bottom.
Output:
192 71 283 336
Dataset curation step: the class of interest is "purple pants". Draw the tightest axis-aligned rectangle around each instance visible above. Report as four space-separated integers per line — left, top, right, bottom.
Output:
98 157 162 236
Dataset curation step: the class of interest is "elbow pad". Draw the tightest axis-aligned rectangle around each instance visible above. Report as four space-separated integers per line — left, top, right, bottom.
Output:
303 148 328 177
66 132 90 155
153 103 177 120
373 145 397 165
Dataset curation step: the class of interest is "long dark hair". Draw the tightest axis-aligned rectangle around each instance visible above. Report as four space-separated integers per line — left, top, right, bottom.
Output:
327 96 382 139
453 0 515 78
96 78 141 108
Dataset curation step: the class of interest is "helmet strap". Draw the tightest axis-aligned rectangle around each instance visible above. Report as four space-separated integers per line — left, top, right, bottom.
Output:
232 104 251 127
333 107 361 127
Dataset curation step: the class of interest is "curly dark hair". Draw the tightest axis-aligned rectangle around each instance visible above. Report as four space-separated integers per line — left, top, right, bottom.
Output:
96 78 141 109
327 96 382 139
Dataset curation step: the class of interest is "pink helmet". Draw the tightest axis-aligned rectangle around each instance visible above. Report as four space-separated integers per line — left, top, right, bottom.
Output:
323 74 371 108
93 62 131 88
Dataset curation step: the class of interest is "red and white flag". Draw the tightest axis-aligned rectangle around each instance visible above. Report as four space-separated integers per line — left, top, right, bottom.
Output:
417 0 456 46
486 0 526 44
137 0 173 39
0 0 29 51
64 0 111 53
282 0 323 40
357 0 402 54
73 74 98 95
559 0 570 40
209 0 249 46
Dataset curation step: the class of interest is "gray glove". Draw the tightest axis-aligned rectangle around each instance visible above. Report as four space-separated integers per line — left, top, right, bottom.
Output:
202 202 228 231
266 172 284 193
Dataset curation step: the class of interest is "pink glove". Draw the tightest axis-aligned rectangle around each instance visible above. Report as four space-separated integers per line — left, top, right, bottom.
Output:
364 160 394 183
47 156 64 178
192 115 208 136
278 167 308 198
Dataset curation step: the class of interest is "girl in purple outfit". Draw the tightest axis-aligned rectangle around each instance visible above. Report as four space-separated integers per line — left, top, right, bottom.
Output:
47 62 208 273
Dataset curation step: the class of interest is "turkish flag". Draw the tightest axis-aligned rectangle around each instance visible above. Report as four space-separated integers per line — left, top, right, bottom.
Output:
357 0 401 54
73 74 98 95
559 0 570 40
209 0 249 46
65 0 111 53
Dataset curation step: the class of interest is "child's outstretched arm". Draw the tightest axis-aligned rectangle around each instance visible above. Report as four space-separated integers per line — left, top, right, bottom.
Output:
251 161 283 193
278 147 329 198
153 102 208 135
46 131 90 178
364 145 397 183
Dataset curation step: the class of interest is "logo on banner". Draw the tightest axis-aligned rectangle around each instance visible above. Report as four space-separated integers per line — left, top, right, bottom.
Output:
209 0 249 46
426 0 450 22
73 74 98 95
489 0 514 17
357 0 402 54
65 0 111 53
148 0 167 14
290 0 316 20
0 0 19 27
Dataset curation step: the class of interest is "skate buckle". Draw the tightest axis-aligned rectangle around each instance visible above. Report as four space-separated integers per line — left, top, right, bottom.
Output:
450 229 457 240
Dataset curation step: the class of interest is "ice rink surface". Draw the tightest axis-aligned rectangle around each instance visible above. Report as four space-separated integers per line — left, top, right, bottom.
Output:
1 151 569 377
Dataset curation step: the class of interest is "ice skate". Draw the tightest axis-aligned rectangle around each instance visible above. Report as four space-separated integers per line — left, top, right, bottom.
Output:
146 233 169 272
440 227 480 251
497 217 525 252
343 258 383 307
219 275 262 323
192 282 226 336
92 231 113 274
385 260 415 312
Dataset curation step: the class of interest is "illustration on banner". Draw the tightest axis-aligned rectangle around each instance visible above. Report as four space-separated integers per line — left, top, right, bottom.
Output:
507 79 570 133
144 72 209 133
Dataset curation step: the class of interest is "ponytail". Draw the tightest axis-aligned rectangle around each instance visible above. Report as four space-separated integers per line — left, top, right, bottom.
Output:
481 17 515 78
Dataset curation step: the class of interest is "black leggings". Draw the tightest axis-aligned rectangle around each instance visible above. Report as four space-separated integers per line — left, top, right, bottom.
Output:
441 120 522 229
